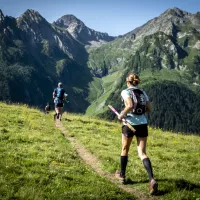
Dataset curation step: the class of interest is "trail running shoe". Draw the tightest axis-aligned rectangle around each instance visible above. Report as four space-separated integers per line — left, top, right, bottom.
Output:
115 170 125 184
149 179 158 195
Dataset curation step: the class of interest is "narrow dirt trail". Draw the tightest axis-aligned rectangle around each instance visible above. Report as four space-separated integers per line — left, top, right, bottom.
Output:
55 121 159 200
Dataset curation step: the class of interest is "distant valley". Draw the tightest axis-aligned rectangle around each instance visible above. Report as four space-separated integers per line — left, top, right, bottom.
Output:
0 8 200 133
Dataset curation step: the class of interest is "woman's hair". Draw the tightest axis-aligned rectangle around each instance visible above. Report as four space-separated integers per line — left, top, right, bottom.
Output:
126 73 140 86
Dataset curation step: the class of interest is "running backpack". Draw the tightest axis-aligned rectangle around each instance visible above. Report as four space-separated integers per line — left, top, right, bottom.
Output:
123 88 147 115
55 88 65 100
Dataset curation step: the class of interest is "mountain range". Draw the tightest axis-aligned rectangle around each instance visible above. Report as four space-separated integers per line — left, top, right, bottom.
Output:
86 7 200 134
53 14 115 45
0 7 200 133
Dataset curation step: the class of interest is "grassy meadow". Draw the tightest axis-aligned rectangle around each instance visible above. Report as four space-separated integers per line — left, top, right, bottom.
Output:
0 102 200 200
86 71 122 116
63 113 200 200
0 103 134 200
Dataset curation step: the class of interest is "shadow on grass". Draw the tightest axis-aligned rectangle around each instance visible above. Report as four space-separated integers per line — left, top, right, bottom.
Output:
125 178 149 185
125 178 168 196
63 118 72 122
125 178 200 197
175 179 200 191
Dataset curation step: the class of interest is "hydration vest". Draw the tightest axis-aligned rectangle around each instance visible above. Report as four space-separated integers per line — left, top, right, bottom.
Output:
122 88 147 115
55 88 65 100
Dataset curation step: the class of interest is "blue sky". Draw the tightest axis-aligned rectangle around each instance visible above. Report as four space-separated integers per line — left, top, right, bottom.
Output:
0 0 199 36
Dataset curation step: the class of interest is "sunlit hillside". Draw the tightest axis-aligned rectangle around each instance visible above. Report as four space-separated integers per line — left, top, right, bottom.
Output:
0 102 200 200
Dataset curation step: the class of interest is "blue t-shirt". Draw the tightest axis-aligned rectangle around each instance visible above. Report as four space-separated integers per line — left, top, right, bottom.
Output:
121 86 149 126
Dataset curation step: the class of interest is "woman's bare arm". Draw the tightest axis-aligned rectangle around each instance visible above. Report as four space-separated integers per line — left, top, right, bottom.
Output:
122 97 133 114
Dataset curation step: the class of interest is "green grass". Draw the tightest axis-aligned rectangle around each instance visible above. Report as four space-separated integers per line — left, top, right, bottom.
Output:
87 77 103 103
86 72 122 116
0 103 134 200
63 113 200 200
1 102 200 199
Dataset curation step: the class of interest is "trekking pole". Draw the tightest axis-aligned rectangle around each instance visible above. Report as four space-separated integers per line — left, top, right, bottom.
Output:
108 105 136 132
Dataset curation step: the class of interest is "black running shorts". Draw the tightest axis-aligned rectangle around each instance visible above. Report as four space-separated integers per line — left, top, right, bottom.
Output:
122 124 148 138
55 103 63 108
54 99 64 108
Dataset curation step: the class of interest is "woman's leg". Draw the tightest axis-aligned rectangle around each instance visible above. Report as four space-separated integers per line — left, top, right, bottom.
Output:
137 136 153 179
121 134 133 156
120 134 133 178
137 136 158 194
136 136 148 159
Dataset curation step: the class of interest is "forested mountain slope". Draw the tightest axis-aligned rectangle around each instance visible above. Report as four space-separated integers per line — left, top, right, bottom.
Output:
86 8 200 134
0 9 91 112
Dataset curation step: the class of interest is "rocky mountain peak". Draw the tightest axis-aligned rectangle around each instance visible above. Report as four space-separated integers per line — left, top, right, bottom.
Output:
157 7 192 26
55 14 84 29
15 9 56 48
126 7 192 40
0 9 4 23
54 14 115 45
17 9 47 26
16 9 53 42
190 12 200 26
0 9 6 30
164 7 190 17
0 9 4 22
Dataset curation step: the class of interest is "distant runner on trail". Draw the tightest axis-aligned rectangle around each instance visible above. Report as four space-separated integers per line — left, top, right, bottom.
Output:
115 72 158 195
53 82 67 121
45 103 51 114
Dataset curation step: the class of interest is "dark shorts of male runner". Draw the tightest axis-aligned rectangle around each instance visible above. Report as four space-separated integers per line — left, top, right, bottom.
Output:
54 99 64 108
55 103 63 108
122 124 148 138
